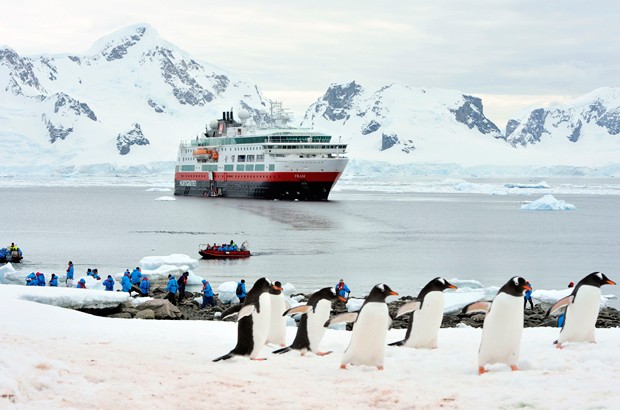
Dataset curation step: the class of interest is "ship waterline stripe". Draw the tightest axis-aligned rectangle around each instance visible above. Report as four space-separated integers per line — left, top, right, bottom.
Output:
175 171 342 183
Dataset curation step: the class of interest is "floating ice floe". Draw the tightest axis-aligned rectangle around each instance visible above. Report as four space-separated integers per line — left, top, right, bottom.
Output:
140 254 199 270
154 196 176 201
521 194 576 210
145 188 171 192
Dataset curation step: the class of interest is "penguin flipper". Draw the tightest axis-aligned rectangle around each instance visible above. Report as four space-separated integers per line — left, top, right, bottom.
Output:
237 304 257 320
388 340 405 347
462 301 492 315
395 300 421 318
213 352 235 362
220 304 242 320
545 295 574 318
272 346 291 354
283 305 312 316
324 312 358 328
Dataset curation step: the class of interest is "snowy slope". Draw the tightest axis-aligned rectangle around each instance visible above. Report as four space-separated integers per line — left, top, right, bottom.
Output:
0 24 269 174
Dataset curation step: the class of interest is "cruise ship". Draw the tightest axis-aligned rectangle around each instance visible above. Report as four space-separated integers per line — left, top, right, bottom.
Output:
174 103 348 200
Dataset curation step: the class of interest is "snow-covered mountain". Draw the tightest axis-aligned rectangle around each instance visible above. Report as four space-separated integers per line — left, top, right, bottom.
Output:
301 82 620 168
0 24 270 174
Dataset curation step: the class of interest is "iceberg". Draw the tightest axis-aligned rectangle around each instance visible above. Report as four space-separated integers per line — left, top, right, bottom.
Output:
521 194 576 210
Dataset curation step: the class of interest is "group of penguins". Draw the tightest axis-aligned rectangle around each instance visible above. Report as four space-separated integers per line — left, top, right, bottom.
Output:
213 272 616 374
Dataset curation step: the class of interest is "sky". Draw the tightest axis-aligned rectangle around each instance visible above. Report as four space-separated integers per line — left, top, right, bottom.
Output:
1 0 619 125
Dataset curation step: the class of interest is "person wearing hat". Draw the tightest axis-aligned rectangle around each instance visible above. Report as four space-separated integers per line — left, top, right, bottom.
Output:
36 272 46 287
76 278 87 289
568 281 575 288
139 276 151 297
66 261 74 288
335 279 351 300
200 279 215 308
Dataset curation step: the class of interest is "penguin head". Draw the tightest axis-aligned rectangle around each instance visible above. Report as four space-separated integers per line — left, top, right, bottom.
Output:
367 283 399 302
430 277 458 292
252 277 272 292
269 280 283 294
580 272 616 288
315 287 341 302
499 276 530 297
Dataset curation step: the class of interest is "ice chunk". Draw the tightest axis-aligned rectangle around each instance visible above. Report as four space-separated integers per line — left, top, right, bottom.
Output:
140 254 199 270
521 194 576 210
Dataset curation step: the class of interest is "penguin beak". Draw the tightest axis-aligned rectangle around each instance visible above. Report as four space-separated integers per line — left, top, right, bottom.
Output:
338 296 347 302
447 284 457 289
523 284 532 291
272 285 283 291
389 291 399 296
606 279 616 285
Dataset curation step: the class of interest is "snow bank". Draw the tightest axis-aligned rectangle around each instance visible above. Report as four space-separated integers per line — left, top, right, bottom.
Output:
139 254 199 270
0 283 129 309
154 196 176 201
521 194 576 210
218 281 240 304
145 188 171 192
0 262 17 283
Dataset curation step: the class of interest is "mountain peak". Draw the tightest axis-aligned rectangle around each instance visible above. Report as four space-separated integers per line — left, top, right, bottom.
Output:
88 24 161 61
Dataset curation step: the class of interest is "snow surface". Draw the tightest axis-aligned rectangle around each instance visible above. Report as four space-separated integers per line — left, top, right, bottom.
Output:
1 287 619 409
154 196 176 201
521 194 576 210
139 254 199 270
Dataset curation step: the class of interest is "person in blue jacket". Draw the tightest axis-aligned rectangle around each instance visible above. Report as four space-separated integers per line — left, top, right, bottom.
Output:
236 279 247 303
102 275 114 291
76 278 87 289
335 279 351 299
139 276 150 297
26 272 37 286
131 267 142 285
121 271 133 294
66 261 75 288
200 279 215 308
36 272 46 286
49 274 59 287
166 274 179 305
524 281 534 309
92 269 101 280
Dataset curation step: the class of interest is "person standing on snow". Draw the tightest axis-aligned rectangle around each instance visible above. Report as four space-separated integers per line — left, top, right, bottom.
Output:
66 261 75 288
166 274 179 305
200 279 215 308
524 281 534 310
102 275 115 291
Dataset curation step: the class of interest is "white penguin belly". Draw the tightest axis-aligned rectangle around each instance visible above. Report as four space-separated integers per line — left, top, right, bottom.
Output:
478 294 523 367
266 294 287 345
558 286 601 344
342 303 389 367
307 299 331 353
250 293 272 358
405 292 444 349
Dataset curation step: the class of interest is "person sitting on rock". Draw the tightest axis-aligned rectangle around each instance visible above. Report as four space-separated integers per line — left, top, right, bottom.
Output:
335 279 351 299
139 276 151 297
200 279 215 308
121 270 133 294
166 274 179 306
102 275 114 291
77 278 87 289
49 274 59 287
131 267 142 285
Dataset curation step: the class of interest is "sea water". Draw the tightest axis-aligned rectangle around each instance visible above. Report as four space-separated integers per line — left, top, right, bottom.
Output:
1 179 618 307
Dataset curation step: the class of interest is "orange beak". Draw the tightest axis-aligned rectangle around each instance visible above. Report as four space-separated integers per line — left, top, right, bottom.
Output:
389 291 399 296
523 284 532 291
272 285 283 291
448 284 457 289
338 296 347 302
607 279 616 285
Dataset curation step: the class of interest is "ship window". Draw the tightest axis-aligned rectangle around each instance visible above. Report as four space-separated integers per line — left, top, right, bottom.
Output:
245 164 254 171
231 156 235 162
224 164 233 171
256 154 264 162
238 155 246 162
247 155 254 162
255 164 265 171
269 164 275 171
236 164 244 171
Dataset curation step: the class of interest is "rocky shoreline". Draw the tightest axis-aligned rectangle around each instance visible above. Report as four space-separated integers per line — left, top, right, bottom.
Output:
82 289 620 329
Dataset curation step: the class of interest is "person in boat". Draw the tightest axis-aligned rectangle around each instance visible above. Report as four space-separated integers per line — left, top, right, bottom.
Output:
76 278 87 289
49 274 58 287
26 272 37 286
335 279 351 300
102 275 115 291
66 261 74 288
230 240 238 251
139 276 151 297
212 243 217 250
236 279 247 303
121 270 133 294
200 279 215 308
166 274 179 306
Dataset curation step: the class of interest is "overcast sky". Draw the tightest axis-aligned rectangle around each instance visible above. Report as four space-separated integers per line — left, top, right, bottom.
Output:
2 0 619 125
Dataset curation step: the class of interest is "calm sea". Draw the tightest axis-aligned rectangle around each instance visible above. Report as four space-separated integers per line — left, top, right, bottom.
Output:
1 183 618 307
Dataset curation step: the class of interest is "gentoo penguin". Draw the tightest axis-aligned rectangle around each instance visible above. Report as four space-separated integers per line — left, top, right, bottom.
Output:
325 283 398 370
273 287 345 356
266 281 287 346
389 277 457 349
463 276 530 375
546 272 616 348
213 277 275 362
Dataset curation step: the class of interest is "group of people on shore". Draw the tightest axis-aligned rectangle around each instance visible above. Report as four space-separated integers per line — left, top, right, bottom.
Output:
523 280 576 327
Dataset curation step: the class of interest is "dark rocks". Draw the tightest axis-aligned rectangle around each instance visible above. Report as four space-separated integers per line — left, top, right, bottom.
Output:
116 123 150 155
450 95 503 138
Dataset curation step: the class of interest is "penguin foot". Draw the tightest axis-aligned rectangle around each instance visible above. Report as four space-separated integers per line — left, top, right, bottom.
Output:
339 364 347 370
377 365 384 371
510 365 520 372
317 351 333 356
555 343 564 350
478 366 487 375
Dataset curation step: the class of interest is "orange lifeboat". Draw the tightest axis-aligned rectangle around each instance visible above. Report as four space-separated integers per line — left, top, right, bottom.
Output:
193 148 208 156
212 150 219 160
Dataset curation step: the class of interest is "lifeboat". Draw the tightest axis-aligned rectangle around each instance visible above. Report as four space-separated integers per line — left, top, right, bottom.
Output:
198 242 250 259
193 148 208 157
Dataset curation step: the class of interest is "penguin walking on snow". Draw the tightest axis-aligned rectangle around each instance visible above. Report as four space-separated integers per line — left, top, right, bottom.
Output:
266 281 287 346
463 276 530 375
213 277 275 362
273 287 344 356
546 272 616 348
325 283 398 370
389 277 457 349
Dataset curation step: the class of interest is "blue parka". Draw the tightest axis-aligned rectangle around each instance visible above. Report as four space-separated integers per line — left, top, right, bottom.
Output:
335 283 351 298
166 276 179 294
66 264 74 280
139 278 150 295
37 273 46 286
103 276 114 291
121 274 132 292
26 272 37 286
131 268 142 285
49 275 58 287
202 281 214 297
237 281 247 298
525 282 533 299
